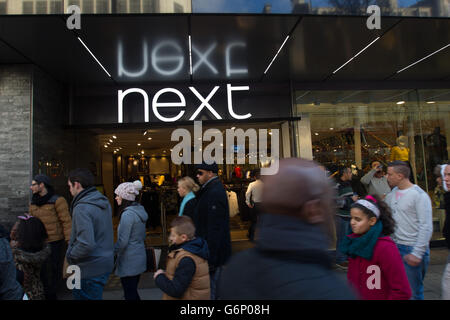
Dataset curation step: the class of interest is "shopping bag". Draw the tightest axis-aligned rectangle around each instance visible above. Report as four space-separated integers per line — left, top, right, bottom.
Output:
146 247 162 272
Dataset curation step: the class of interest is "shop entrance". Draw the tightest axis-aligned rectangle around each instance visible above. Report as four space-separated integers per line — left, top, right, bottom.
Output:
96 121 283 246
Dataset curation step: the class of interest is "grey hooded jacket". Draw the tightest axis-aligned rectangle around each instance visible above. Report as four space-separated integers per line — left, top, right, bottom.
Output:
66 187 114 279
114 203 148 278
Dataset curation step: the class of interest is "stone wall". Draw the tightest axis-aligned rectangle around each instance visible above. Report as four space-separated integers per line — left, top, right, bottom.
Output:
32 67 101 203
32 67 74 201
0 65 32 229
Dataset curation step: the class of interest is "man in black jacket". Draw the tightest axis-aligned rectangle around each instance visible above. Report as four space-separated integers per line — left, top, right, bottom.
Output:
219 158 356 300
193 162 231 300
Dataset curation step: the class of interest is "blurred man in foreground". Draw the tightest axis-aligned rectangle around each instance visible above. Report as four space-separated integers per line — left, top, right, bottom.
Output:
219 158 355 299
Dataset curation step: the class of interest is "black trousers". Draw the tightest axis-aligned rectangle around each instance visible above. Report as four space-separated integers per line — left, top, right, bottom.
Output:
40 239 65 300
248 203 261 241
120 275 141 300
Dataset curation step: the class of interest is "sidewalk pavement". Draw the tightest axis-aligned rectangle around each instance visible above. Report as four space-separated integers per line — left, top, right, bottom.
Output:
59 242 449 300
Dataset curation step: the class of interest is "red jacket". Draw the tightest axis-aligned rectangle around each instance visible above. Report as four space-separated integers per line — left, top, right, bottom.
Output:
347 235 412 300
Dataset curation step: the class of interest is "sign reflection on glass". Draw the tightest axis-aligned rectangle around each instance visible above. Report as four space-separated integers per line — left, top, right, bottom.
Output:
117 39 248 78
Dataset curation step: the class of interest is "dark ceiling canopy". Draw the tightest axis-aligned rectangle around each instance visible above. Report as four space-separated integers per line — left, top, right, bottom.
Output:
0 14 449 88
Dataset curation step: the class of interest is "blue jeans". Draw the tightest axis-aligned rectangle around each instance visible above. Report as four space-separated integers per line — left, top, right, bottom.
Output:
396 244 430 300
335 216 351 264
72 273 110 300
210 266 223 300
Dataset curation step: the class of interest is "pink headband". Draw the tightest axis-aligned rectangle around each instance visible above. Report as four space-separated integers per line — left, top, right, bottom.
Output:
365 195 377 203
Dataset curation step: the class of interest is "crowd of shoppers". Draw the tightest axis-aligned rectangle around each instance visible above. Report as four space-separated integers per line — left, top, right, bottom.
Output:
1 157 449 301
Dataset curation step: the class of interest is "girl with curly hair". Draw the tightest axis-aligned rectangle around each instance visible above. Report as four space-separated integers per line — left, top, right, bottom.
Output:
339 195 411 300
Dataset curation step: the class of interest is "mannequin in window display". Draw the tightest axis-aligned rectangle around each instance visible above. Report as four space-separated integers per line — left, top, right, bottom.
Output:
390 136 415 183
389 136 410 162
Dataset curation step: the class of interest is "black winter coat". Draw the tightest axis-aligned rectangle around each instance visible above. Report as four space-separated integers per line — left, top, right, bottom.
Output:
443 192 450 249
182 198 197 220
193 177 231 271
219 213 356 300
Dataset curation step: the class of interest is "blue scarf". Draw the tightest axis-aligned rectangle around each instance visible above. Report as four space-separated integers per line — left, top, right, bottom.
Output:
339 221 383 260
179 191 195 216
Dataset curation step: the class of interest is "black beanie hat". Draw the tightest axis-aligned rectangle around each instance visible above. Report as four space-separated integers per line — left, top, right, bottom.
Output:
195 161 219 173
34 174 52 188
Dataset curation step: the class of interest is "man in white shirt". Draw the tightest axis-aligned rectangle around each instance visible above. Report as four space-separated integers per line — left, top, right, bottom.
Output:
360 160 391 199
385 161 433 300
245 169 263 241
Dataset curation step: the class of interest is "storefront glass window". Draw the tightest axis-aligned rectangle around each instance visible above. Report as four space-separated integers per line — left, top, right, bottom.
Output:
294 88 450 240
417 89 450 240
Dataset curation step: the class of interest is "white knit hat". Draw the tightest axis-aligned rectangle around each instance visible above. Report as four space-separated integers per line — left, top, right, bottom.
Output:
115 180 143 201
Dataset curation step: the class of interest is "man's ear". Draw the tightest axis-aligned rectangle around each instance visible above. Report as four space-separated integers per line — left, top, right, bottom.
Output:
300 199 326 224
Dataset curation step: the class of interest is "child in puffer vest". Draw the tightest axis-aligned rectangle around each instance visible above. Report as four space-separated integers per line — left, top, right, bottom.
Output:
339 195 411 300
154 216 210 300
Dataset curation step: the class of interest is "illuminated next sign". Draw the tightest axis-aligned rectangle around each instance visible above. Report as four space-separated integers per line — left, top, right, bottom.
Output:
118 84 251 123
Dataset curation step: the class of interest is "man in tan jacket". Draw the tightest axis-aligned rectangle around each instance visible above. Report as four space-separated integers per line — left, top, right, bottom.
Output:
29 174 71 300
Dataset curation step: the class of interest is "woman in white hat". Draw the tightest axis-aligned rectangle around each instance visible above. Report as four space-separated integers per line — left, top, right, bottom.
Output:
114 180 148 300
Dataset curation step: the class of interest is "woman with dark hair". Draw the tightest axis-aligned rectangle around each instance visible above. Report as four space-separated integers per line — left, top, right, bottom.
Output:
340 195 412 300
114 181 148 300
10 215 50 300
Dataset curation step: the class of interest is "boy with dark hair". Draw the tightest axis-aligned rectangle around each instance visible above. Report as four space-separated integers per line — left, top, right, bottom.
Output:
154 216 210 300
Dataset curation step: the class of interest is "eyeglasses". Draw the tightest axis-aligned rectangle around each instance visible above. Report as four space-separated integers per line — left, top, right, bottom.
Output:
18 214 32 221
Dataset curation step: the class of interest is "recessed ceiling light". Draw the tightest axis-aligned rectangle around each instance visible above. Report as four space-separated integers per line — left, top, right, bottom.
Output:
330 128 334 130
147 137 152 140
112 136 117 139
314 133 319 136
109 139 113 143
231 127 236 130
137 143 141 146
143 131 147 136
104 145 108 148
397 101 405 105
426 101 435 104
